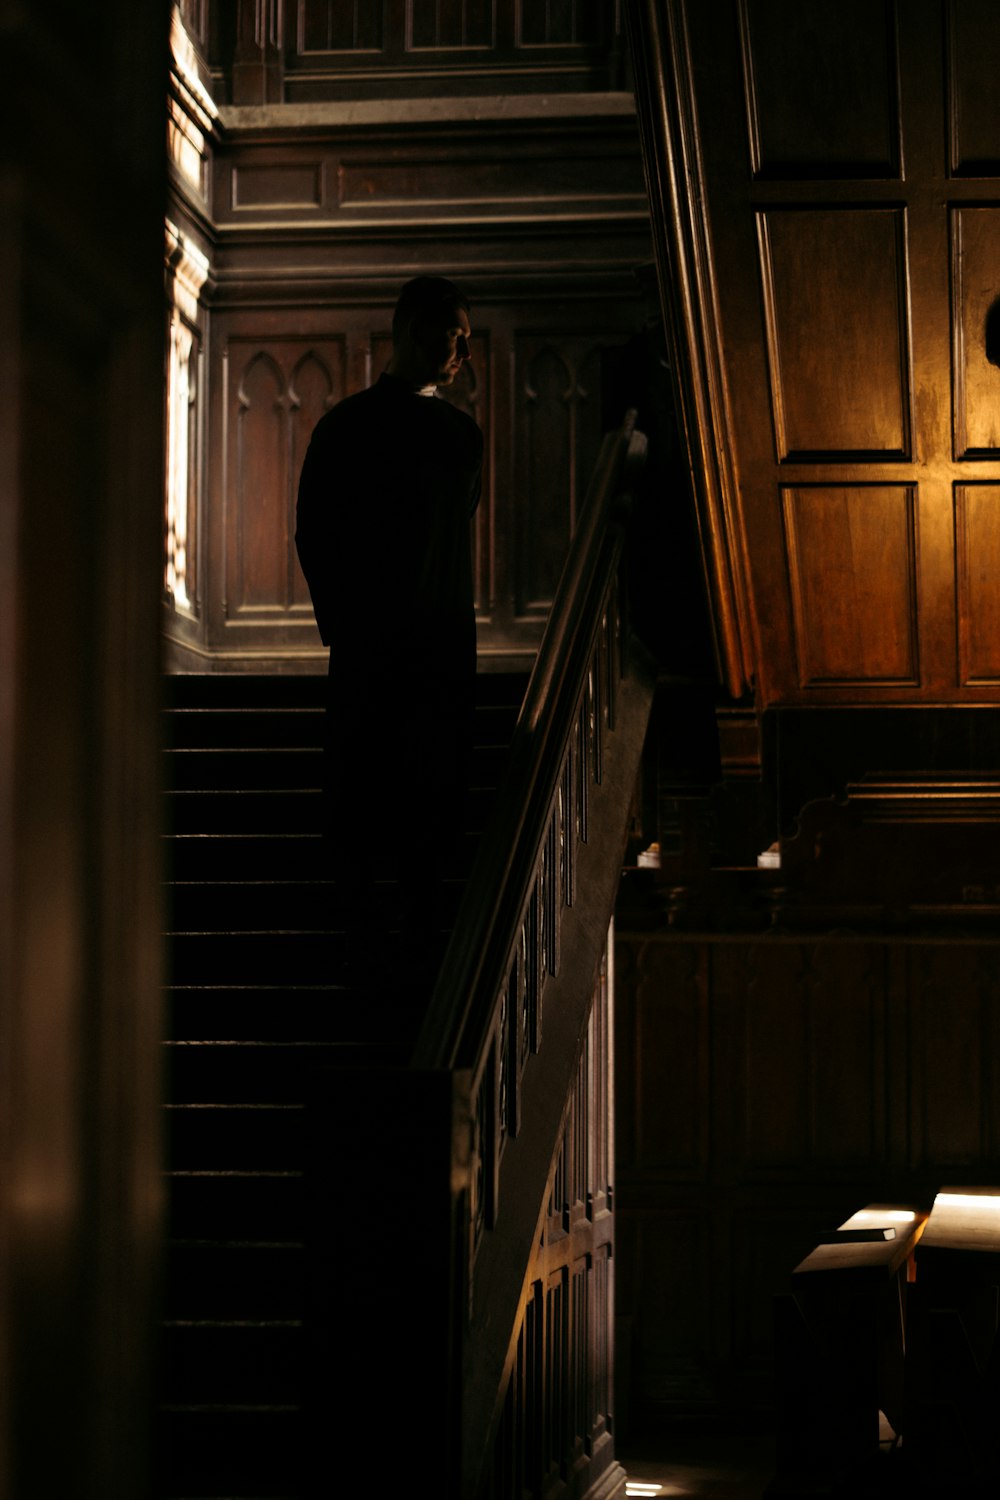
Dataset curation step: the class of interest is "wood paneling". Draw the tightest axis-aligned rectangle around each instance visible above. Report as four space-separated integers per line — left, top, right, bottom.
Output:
485 961 620 1499
740 0 899 178
202 304 639 664
783 485 918 685
277 0 620 98
759 209 910 461
956 483 1000 683
951 207 1000 457
219 331 345 642
947 0 1000 176
232 161 324 209
165 45 649 666
615 930 1000 1422
515 334 607 618
629 0 1000 705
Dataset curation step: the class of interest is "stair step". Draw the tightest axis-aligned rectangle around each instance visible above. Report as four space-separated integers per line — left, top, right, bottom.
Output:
166 1105 306 1168
164 747 323 792
165 784 496 835
164 674 327 710
155 1405 304 1499
160 1322 304 1405
165 704 325 750
166 1042 385 1105
165 876 464 931
167 1172 305 1241
165 789 323 836
165 1241 306 1321
164 835 328 882
157 667 528 1493
168 930 346 986
167 986 421 1045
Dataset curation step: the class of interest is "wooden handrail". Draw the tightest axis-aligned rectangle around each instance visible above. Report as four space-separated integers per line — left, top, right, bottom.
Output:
413 411 647 1079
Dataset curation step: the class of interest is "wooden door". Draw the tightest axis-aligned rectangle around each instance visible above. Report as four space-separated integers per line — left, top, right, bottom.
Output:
630 0 1000 706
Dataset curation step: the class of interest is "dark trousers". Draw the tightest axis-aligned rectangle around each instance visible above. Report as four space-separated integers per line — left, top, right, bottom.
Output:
323 663 473 988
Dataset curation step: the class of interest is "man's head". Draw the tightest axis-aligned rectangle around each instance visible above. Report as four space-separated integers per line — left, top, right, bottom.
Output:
388 275 472 389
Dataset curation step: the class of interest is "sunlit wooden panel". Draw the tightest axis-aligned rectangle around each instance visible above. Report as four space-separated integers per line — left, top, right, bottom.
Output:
783 485 918 686
233 352 288 611
409 0 495 49
956 484 1000 684
289 350 337 609
740 0 899 177
226 337 346 620
947 0 1000 176
298 0 384 52
951 208 1000 457
759 209 910 459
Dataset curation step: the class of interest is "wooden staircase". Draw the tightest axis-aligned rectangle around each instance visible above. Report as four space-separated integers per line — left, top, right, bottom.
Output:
157 670 525 1499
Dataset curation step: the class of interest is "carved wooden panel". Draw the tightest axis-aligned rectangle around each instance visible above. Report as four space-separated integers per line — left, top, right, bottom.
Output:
202 298 640 663
740 0 899 178
297 0 384 51
956 483 1000 684
516 0 605 46
484 954 617 1498
222 335 345 631
783 485 919 686
947 0 1000 176
411 0 495 49
294 0 608 55
514 335 605 617
951 207 1000 457
759 209 910 461
283 0 618 96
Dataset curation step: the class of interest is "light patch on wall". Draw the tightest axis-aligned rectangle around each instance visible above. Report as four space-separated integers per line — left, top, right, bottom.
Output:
164 221 210 611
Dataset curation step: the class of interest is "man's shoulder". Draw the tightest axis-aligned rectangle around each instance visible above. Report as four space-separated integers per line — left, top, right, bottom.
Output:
432 394 484 448
309 385 381 442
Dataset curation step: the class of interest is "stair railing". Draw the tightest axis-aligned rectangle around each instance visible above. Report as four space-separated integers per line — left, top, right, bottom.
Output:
412 410 650 1493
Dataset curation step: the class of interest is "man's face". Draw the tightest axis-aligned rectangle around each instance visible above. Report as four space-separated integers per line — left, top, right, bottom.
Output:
411 303 472 386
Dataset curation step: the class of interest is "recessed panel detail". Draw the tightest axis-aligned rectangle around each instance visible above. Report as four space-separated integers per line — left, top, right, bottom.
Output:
952 208 1000 457
947 0 1000 175
740 0 899 177
232 164 323 210
782 485 918 686
760 209 910 461
956 484 1000 684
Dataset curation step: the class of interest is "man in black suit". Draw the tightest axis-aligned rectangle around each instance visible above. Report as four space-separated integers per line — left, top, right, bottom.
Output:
296 276 483 990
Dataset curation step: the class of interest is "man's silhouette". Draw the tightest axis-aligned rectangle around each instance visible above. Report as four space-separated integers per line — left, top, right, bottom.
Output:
295 276 483 989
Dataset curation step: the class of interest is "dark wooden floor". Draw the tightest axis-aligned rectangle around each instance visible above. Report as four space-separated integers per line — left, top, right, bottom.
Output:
619 1425 776 1499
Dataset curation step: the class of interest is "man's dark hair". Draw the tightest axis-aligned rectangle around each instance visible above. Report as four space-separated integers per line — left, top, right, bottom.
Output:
392 275 470 345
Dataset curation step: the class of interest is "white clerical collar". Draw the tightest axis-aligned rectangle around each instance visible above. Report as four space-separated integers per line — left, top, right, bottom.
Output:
415 383 438 397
